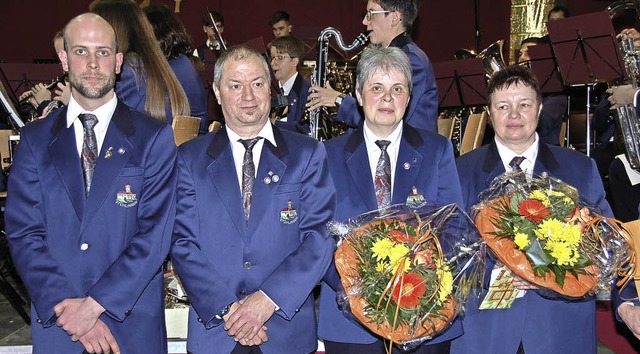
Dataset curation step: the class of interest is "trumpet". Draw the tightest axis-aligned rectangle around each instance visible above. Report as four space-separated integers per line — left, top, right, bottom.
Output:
18 72 68 105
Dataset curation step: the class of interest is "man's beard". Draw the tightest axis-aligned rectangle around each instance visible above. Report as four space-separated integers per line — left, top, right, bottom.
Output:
69 70 116 100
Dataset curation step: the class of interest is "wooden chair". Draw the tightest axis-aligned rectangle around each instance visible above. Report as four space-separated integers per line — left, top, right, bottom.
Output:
437 117 454 139
460 111 488 155
172 115 201 146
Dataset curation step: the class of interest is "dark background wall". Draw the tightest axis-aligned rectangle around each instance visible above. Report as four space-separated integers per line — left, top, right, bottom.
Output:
0 0 617 66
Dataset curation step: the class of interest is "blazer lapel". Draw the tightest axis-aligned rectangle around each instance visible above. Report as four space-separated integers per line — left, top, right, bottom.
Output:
533 141 559 175
345 129 378 211
83 103 134 225
482 141 506 188
48 110 86 221
392 124 423 205
206 129 247 239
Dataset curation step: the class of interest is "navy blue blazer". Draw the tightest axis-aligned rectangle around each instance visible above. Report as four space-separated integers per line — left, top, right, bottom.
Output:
335 34 438 133
169 55 209 135
170 125 336 354
451 141 612 354
274 73 311 135
5 101 177 353
317 124 464 345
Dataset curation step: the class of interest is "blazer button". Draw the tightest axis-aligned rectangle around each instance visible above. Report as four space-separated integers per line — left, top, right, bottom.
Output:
80 243 89 251
244 261 251 269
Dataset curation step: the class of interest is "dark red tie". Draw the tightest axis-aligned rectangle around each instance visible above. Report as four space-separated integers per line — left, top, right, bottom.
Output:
374 140 391 209
239 137 262 223
509 156 526 172
79 113 98 196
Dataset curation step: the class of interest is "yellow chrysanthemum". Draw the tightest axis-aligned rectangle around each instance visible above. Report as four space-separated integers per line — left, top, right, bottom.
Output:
561 223 582 246
371 238 395 262
546 240 576 266
388 244 411 273
514 233 530 249
534 218 564 240
437 263 453 303
529 190 551 207
376 260 390 273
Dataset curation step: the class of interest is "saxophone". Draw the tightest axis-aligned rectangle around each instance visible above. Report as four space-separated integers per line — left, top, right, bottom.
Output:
309 28 369 140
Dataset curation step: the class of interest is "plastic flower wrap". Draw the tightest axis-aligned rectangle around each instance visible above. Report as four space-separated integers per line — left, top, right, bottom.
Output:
474 171 635 298
328 203 484 349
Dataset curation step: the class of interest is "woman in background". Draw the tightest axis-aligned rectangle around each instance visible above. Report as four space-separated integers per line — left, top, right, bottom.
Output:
92 0 190 125
144 3 209 135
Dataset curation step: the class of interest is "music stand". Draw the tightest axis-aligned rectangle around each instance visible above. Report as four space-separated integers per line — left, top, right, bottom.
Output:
548 11 626 155
527 44 565 94
0 79 24 130
434 58 488 154
434 58 488 109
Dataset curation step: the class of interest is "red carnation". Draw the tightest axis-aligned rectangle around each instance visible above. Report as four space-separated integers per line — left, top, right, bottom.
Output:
388 229 414 244
391 272 427 308
517 199 550 223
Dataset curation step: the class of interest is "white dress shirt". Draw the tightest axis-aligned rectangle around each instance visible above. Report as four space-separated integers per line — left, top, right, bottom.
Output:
363 122 403 199
66 93 117 157
495 133 540 180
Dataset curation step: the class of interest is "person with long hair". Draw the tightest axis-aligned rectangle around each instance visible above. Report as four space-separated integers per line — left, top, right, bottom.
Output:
144 2 209 135
92 0 190 124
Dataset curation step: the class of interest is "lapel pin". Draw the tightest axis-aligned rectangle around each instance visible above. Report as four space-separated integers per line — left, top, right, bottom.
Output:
118 147 126 155
264 176 272 184
272 175 280 183
403 162 411 170
280 200 298 224
116 182 138 208
105 146 113 159
406 186 426 208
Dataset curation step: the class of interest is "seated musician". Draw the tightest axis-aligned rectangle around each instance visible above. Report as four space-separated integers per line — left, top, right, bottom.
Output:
267 35 310 134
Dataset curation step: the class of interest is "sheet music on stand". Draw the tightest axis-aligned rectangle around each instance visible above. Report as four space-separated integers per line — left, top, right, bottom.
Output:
547 11 626 156
0 79 24 130
527 43 564 94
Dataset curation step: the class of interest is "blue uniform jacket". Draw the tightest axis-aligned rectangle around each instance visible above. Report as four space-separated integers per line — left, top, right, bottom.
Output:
5 101 177 353
275 73 311 135
170 125 336 354
317 123 464 345
451 141 612 354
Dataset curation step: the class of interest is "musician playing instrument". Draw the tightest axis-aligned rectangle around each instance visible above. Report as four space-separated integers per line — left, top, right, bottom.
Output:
267 35 311 134
306 0 439 133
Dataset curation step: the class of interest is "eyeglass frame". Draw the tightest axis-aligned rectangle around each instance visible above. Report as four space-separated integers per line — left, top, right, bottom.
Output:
365 9 391 21
269 54 293 62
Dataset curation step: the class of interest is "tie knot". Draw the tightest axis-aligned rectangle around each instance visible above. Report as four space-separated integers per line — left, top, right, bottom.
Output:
509 156 526 170
239 137 262 151
375 140 391 151
79 113 98 130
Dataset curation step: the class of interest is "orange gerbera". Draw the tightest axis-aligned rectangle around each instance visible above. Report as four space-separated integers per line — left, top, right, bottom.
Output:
518 199 550 223
388 229 414 244
391 272 427 308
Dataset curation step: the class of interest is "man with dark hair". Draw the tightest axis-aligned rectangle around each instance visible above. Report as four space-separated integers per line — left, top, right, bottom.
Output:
194 10 225 61
307 0 439 133
452 65 611 354
267 35 310 134
269 11 292 38
548 5 569 21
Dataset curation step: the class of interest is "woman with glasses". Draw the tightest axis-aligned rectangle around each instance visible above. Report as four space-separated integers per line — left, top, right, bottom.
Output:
307 0 439 133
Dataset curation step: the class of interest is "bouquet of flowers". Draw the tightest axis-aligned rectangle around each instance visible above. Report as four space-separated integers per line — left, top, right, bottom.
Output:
329 203 484 349
474 172 635 298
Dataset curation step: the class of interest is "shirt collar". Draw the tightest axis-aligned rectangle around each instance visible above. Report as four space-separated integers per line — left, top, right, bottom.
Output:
363 121 403 148
495 133 539 171
225 121 277 148
280 72 298 96
66 93 117 129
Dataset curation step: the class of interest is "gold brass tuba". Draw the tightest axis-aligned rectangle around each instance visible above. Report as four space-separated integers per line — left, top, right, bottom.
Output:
608 0 640 171
309 28 369 140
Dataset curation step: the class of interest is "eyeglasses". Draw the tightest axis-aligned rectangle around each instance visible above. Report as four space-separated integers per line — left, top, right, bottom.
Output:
269 54 292 62
365 9 391 21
